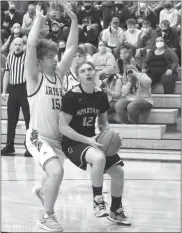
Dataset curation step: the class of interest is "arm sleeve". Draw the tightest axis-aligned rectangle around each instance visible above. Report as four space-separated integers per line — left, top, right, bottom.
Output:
100 92 110 113
61 92 77 116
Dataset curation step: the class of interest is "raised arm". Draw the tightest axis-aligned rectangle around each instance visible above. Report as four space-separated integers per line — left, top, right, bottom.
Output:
56 9 78 77
24 5 46 94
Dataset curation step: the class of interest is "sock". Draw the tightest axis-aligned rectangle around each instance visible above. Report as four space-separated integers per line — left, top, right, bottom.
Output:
44 211 54 217
92 186 103 198
110 196 122 212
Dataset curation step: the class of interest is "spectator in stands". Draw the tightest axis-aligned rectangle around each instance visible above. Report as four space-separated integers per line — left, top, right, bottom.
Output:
21 4 36 35
136 20 157 68
12 1 29 17
124 1 138 15
100 1 114 29
1 37 31 157
159 1 179 28
79 43 98 56
100 71 123 122
1 15 11 41
148 1 165 23
62 46 86 94
117 46 137 75
78 1 102 47
142 36 179 94
123 18 141 54
57 40 66 62
115 65 153 124
45 21 63 43
5 3 23 28
156 19 181 63
92 40 116 83
59 2 79 41
101 16 124 57
134 1 157 29
1 23 26 55
109 1 131 30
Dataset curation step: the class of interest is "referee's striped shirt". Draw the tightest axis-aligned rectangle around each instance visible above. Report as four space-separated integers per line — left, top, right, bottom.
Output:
5 51 26 85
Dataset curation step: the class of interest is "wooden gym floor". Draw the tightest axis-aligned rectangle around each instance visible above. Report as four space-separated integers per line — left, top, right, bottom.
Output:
1 154 181 232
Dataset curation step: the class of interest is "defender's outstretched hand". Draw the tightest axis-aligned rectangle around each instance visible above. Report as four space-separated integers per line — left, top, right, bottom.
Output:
35 5 46 19
65 9 77 21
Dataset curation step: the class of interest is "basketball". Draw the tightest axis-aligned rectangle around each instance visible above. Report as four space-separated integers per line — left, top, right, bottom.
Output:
96 130 122 156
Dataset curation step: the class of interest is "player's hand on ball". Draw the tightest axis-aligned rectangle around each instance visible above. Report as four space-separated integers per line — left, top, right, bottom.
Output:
86 135 103 149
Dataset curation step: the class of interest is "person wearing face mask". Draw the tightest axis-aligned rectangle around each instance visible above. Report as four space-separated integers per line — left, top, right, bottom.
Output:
101 16 124 57
134 1 157 29
115 65 153 124
78 1 102 47
142 36 179 94
1 23 25 56
136 20 157 68
156 19 181 63
21 4 36 35
92 40 116 84
6 3 23 29
109 1 131 30
123 18 141 53
116 46 138 76
159 1 179 28
45 21 63 44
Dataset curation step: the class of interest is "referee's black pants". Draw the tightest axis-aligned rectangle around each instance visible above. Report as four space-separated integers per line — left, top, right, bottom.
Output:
6 83 30 149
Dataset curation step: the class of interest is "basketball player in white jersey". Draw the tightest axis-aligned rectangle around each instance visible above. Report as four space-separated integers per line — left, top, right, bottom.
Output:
24 5 78 231
62 46 86 95
59 61 131 225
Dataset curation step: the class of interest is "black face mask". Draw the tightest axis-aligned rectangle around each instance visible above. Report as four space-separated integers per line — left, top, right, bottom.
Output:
9 9 16 14
84 5 92 10
165 4 172 9
162 28 169 33
59 47 65 53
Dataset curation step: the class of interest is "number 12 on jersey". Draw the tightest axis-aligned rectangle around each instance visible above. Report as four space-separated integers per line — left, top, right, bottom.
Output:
83 116 94 126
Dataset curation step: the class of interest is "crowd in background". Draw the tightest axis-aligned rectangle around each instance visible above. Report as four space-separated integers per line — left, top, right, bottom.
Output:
1 0 181 125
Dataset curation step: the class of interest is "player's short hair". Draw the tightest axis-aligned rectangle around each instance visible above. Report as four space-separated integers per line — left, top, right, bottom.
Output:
36 39 59 60
75 61 95 77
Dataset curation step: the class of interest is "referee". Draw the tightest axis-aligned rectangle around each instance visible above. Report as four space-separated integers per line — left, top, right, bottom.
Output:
1 37 31 157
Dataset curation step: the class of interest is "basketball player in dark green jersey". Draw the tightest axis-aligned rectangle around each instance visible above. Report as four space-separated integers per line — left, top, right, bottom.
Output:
59 61 131 225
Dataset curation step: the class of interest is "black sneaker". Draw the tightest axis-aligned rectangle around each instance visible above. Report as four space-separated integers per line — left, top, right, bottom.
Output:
24 150 32 157
1 146 15 155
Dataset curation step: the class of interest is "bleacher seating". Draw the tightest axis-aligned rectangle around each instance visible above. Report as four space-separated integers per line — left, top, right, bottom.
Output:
1 68 181 150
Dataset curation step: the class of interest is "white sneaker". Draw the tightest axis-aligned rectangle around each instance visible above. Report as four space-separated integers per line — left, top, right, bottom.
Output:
37 213 63 231
93 195 108 217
